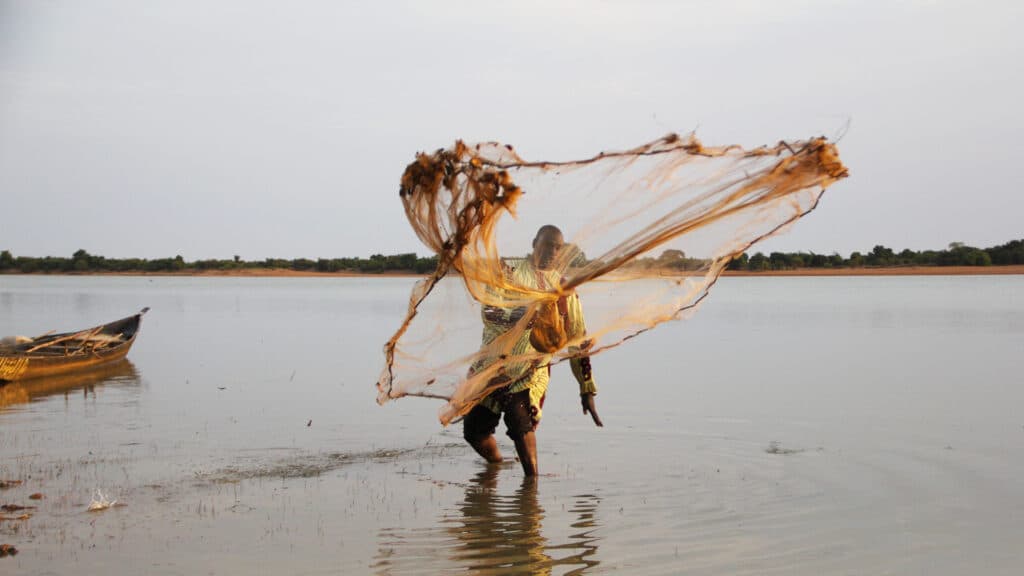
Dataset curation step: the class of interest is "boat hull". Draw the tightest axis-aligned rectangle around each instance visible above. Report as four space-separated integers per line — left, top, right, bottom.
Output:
0 310 145 383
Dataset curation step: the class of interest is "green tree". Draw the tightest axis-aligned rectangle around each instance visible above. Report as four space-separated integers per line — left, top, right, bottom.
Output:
727 252 749 271
986 239 1024 264
0 250 13 270
390 253 417 270
748 252 769 271
17 257 38 272
657 249 686 270
868 245 894 266
806 252 828 268
768 252 791 270
414 255 438 273
72 248 91 271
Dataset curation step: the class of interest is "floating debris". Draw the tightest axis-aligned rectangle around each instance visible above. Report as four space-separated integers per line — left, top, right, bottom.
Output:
0 544 18 558
0 481 22 490
1 504 34 512
29 493 44 500
197 446 443 484
765 441 805 455
87 489 117 512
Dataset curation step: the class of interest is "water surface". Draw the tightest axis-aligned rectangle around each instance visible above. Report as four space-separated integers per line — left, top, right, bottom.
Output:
1 275 1022 574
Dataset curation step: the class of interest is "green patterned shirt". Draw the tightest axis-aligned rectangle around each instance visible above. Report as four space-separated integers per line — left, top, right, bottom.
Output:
477 258 597 417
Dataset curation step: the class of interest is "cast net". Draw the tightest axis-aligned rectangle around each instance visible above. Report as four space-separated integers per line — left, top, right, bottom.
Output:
377 133 848 425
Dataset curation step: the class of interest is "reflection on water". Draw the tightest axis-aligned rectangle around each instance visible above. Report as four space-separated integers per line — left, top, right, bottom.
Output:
0 359 140 408
374 466 600 575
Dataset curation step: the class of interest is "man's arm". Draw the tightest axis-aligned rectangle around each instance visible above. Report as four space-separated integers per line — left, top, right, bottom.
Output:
571 355 603 427
566 292 602 427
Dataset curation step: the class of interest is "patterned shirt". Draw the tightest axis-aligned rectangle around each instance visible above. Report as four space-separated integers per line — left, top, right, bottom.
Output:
477 257 597 417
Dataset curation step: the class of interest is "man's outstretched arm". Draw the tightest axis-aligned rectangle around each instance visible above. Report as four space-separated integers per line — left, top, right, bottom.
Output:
567 292 602 427
571 355 602 427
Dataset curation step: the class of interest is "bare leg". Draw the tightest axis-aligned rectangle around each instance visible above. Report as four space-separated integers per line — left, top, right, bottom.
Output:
512 431 538 476
467 433 503 464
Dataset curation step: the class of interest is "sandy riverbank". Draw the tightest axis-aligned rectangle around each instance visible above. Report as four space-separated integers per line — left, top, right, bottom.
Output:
4 265 1023 278
1 268 423 278
720 264 1024 276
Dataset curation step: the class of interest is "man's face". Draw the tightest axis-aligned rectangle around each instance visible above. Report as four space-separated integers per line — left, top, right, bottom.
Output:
533 231 564 270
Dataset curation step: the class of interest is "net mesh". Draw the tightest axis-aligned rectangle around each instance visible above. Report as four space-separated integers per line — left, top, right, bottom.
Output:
377 133 848 425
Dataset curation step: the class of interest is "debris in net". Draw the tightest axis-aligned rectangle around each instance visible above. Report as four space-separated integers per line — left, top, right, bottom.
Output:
87 489 117 512
0 514 30 522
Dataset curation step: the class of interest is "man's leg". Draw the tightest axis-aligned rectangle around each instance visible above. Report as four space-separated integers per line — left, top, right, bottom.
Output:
469 435 503 464
504 390 539 476
463 403 503 463
512 431 538 476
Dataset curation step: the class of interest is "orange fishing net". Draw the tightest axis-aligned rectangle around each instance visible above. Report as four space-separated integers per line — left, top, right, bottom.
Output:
377 133 848 425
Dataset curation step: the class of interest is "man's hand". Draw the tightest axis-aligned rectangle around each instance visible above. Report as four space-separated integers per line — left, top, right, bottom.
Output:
581 393 603 427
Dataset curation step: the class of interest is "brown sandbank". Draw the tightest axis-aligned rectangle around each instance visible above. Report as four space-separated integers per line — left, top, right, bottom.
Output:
4 265 1024 278
720 265 1024 276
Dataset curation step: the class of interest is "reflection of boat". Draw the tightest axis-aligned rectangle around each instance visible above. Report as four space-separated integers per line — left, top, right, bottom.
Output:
0 308 148 383
0 359 140 408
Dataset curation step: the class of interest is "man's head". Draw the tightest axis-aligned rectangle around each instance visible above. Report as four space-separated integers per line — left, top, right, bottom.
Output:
532 225 564 270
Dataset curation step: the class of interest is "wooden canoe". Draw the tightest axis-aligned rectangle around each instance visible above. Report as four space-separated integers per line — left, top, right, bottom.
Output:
0 308 148 383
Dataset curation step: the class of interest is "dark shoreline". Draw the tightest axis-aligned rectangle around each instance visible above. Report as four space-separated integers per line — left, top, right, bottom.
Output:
3 264 1024 278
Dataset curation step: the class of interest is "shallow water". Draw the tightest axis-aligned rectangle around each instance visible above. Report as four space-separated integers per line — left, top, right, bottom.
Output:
1 274 1022 574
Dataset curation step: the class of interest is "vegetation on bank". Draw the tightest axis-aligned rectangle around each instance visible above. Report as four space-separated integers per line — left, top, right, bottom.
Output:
0 239 1021 275
725 240 1023 271
0 250 438 274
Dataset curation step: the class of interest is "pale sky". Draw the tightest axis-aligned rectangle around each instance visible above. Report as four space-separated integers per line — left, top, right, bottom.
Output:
1 0 1021 260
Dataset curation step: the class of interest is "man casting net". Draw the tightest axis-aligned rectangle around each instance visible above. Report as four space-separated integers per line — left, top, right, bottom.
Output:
376 133 848 436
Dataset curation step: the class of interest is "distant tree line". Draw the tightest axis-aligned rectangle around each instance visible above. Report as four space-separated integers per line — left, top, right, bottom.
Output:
725 240 1024 271
623 249 709 271
0 249 438 274
0 240 1021 275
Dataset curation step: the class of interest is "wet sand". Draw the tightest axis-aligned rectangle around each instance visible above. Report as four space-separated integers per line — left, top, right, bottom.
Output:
2 275 1023 574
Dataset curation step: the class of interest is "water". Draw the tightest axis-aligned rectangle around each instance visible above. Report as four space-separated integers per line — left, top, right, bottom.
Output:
1 275 1022 574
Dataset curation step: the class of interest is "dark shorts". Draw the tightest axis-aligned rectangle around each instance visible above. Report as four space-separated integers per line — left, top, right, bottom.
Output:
463 389 537 441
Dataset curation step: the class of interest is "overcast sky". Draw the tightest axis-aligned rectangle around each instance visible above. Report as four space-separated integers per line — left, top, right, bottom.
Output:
1 0 1021 260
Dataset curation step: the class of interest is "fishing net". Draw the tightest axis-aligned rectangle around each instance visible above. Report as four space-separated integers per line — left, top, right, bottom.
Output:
376 133 848 425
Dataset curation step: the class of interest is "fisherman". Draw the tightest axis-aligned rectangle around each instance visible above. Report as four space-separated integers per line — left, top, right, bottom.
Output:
462 225 603 476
